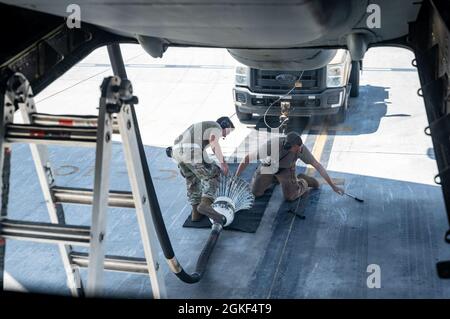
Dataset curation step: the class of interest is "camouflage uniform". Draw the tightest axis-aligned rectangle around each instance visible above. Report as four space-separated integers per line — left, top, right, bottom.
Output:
178 161 220 205
172 121 223 205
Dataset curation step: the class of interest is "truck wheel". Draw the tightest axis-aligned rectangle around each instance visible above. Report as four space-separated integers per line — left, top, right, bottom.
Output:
235 105 252 121
349 61 360 98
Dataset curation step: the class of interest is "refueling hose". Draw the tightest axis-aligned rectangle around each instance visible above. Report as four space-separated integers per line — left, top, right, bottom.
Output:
130 102 223 284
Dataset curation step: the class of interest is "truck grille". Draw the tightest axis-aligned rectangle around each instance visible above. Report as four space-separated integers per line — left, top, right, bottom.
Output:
251 69 322 93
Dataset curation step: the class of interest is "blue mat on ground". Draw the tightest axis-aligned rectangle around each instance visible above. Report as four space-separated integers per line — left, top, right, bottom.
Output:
182 163 274 233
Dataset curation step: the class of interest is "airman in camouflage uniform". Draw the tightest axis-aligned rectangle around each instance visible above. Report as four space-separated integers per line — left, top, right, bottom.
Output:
172 117 235 223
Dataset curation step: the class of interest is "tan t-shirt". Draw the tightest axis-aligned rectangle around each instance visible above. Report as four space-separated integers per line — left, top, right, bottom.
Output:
172 121 222 164
252 136 314 174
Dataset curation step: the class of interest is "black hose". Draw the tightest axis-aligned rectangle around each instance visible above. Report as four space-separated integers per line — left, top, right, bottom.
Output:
194 223 223 279
130 102 222 284
175 223 223 283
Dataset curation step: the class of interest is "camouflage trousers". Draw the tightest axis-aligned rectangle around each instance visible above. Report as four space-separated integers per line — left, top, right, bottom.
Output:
178 161 220 205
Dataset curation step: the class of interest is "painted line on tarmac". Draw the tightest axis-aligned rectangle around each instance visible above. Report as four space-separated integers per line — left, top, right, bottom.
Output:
305 119 329 177
76 63 235 70
363 67 416 72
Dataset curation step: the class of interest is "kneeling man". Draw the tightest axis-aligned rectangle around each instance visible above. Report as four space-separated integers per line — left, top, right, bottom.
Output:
235 132 344 201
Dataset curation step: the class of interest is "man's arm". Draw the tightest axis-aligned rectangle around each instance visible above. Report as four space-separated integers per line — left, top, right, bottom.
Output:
210 133 229 175
235 154 250 176
235 141 263 177
310 159 344 195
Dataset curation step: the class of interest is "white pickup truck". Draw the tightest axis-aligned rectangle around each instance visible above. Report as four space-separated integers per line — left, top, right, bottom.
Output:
233 49 360 124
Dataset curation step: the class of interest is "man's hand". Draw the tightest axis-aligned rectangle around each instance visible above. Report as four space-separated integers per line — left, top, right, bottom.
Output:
311 159 344 196
332 185 344 195
221 162 229 176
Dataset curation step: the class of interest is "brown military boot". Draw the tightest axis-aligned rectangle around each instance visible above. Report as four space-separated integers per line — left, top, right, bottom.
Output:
191 204 202 222
198 197 226 225
297 173 320 189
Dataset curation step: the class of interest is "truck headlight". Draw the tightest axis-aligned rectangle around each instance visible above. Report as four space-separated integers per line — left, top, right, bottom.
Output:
235 65 250 86
327 63 345 88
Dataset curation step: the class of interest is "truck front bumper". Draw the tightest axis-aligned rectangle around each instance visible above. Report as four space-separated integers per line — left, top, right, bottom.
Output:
233 86 347 117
